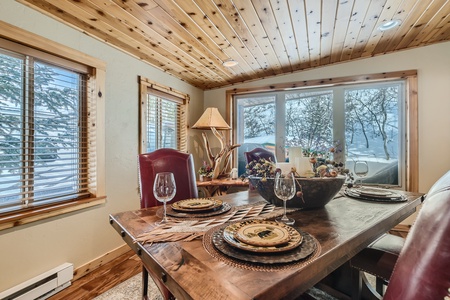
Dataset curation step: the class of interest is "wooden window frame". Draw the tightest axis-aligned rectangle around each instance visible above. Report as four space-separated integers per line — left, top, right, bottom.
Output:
139 76 189 154
0 21 106 231
226 70 419 192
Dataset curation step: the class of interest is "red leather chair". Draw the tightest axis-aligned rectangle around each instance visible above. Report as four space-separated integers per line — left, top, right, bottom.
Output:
138 148 198 208
138 148 198 300
383 170 450 300
350 171 450 299
244 147 276 165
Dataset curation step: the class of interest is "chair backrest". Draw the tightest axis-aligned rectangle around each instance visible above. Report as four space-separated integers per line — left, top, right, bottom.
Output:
384 170 450 300
244 147 276 165
138 148 198 208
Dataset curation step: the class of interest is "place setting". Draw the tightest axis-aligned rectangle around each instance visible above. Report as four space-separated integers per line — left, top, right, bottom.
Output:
203 219 319 271
203 172 320 271
344 186 407 202
163 197 232 218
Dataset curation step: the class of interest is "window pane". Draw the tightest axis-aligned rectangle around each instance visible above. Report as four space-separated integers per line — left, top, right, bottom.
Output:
285 91 333 152
146 95 178 152
32 61 82 201
344 84 401 185
0 48 89 212
236 96 276 175
160 100 177 149
146 96 157 151
237 96 276 146
0 52 24 206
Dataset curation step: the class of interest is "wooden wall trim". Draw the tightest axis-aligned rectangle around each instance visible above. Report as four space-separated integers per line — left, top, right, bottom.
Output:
73 244 131 281
227 70 418 95
140 76 189 100
0 20 105 70
0 197 106 231
407 75 419 192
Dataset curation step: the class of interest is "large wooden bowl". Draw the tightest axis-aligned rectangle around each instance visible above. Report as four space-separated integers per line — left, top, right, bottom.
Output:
249 176 345 209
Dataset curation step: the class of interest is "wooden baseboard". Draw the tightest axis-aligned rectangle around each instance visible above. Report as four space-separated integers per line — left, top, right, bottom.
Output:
49 247 140 300
73 244 130 281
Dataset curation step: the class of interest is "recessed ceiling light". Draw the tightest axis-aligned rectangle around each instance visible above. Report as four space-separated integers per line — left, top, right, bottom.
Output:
378 20 401 31
222 59 238 67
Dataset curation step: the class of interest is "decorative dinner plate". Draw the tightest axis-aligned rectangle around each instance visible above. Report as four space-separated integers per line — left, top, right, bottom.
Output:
176 198 216 209
211 226 316 264
223 220 302 253
354 187 394 197
234 221 291 247
345 188 407 202
172 198 223 213
165 202 232 218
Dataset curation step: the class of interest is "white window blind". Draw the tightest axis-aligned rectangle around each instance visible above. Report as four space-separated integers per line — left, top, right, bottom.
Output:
0 42 96 213
140 78 188 153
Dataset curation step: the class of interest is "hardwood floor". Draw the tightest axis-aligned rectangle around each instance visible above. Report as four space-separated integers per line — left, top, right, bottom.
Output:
48 250 141 300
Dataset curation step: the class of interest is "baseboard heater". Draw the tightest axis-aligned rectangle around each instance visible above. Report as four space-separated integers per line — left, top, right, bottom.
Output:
0 263 73 300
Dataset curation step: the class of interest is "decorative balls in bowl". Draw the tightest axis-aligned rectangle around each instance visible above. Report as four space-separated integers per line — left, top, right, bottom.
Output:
249 175 345 209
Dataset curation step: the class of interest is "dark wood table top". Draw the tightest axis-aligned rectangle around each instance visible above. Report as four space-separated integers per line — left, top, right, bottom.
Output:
109 189 423 300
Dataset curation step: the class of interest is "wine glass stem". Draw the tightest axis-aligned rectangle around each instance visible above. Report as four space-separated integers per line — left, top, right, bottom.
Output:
282 200 288 221
162 201 168 223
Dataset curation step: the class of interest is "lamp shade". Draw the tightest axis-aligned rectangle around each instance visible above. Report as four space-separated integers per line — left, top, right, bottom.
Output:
192 107 231 130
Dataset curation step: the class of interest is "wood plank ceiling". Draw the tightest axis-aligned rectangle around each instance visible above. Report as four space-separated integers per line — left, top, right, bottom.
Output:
17 0 450 90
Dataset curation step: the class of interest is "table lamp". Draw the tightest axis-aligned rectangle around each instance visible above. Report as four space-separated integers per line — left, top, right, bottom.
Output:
192 107 240 179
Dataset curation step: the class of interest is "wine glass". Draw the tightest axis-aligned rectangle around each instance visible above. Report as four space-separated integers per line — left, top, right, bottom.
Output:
153 172 176 225
274 172 296 225
354 161 369 187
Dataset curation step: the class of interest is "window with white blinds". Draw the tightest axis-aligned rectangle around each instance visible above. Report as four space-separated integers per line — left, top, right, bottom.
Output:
0 39 96 214
139 77 188 153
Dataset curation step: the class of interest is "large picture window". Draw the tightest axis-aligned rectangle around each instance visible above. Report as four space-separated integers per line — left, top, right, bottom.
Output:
139 77 188 153
232 73 417 190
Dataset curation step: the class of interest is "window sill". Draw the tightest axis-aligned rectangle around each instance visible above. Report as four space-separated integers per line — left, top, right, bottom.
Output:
0 196 106 231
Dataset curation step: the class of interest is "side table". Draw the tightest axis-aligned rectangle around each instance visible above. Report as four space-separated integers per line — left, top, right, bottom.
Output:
196 178 249 197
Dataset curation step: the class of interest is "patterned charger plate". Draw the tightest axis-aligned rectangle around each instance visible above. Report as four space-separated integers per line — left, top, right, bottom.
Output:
234 221 291 247
223 220 302 253
345 188 407 202
211 225 316 265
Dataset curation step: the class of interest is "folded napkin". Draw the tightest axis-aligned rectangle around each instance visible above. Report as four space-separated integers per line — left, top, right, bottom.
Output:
135 201 298 244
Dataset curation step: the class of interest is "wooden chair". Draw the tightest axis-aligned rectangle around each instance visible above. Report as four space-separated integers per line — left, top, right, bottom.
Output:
351 170 450 299
350 233 405 298
138 148 198 300
244 147 276 165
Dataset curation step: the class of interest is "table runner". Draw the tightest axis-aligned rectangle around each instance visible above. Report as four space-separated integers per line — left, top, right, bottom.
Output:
136 201 298 244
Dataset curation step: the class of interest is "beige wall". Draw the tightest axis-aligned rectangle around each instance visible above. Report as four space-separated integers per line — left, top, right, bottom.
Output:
205 41 450 194
1 0 450 293
0 0 204 291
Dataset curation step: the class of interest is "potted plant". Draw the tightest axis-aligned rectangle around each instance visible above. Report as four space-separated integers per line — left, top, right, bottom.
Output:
198 161 213 181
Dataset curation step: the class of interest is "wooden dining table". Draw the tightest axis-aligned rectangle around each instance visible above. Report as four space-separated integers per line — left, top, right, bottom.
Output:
109 189 423 300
